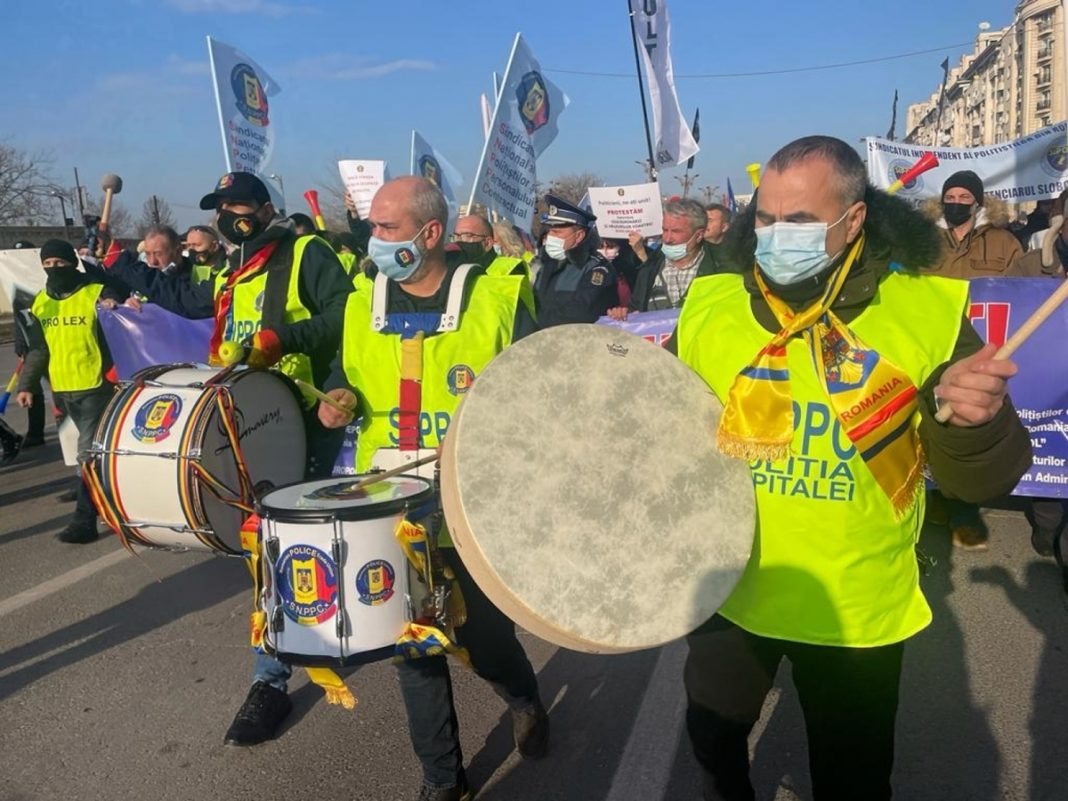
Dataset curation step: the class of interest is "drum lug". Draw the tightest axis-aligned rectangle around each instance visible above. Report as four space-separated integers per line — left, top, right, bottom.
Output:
271 607 285 633
265 536 280 563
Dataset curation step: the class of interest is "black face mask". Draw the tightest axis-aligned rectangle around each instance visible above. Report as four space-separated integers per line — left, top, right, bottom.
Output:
455 241 490 263
45 265 81 294
218 209 264 244
942 202 974 228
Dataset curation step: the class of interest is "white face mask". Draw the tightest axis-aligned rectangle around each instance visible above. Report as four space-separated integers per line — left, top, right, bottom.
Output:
544 235 568 261
599 246 619 261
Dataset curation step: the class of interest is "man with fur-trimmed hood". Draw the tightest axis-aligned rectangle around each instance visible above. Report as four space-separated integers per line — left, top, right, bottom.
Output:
671 136 1031 801
934 169 1024 279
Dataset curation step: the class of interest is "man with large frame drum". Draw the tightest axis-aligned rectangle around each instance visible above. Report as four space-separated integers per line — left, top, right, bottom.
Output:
675 136 1032 801
318 177 544 801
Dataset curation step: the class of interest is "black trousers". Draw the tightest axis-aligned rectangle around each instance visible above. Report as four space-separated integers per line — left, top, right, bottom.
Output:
396 547 540 787
685 615 905 801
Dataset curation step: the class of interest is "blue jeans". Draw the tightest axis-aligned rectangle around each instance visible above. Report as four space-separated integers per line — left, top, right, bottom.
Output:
252 652 291 692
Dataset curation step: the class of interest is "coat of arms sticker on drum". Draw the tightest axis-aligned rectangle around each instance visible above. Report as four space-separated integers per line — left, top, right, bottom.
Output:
356 559 396 606
276 545 339 625
131 394 183 444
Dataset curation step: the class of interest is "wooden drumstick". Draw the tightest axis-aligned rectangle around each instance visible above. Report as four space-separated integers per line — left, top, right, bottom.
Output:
294 378 354 414
349 453 439 491
935 278 1068 423
99 173 123 234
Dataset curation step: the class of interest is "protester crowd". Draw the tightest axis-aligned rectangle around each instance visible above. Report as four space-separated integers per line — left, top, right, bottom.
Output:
2 153 1067 801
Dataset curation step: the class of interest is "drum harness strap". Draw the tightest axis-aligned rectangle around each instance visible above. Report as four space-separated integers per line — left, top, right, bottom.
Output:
370 266 477 665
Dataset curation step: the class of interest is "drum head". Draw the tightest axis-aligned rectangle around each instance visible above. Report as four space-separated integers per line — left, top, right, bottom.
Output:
441 324 755 654
260 475 436 523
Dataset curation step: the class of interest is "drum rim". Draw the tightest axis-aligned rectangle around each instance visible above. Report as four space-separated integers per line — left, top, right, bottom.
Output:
257 474 437 523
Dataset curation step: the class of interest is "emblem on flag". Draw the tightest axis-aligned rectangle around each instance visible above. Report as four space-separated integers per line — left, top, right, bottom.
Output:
418 155 442 188
230 63 270 126
516 71 550 134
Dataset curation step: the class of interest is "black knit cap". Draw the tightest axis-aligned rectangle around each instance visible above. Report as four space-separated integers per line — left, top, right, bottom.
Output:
39 239 77 265
942 170 984 206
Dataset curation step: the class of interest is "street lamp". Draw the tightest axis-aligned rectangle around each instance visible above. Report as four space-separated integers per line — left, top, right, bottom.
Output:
268 173 286 214
49 189 71 241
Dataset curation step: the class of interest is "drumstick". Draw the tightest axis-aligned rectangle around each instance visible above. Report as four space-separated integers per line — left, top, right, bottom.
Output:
293 378 353 414
935 278 1068 423
350 453 438 491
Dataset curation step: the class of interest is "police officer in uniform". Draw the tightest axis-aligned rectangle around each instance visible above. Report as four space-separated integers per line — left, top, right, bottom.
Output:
16 240 121 543
533 194 618 327
94 173 353 746
318 176 546 801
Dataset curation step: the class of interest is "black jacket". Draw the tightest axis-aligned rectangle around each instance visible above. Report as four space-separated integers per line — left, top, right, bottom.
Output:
533 236 618 328
629 241 729 312
96 221 353 387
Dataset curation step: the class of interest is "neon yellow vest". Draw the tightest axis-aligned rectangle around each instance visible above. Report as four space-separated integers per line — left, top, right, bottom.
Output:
32 284 105 392
677 271 968 647
213 235 318 392
337 251 359 278
341 270 524 474
487 255 530 280
191 262 215 284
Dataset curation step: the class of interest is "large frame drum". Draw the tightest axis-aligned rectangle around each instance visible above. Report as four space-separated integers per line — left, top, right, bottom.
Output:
89 364 307 554
441 324 756 654
258 475 436 666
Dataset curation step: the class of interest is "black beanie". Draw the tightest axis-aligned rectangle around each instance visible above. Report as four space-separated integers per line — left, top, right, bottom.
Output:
39 239 77 265
942 170 984 206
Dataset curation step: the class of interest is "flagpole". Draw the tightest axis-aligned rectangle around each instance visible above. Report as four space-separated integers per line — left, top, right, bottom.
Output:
410 130 416 176
626 0 658 181
467 33 522 216
206 36 233 173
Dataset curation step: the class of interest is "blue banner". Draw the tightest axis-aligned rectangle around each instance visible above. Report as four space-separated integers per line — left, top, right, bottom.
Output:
598 277 1068 498
98 305 214 380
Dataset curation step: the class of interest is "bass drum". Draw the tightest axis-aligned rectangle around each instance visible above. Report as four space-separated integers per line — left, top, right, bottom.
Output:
440 324 755 654
90 364 306 554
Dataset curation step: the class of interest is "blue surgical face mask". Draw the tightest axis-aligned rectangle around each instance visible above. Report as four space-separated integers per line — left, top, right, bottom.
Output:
754 209 849 285
544 234 568 261
368 225 428 282
661 242 690 262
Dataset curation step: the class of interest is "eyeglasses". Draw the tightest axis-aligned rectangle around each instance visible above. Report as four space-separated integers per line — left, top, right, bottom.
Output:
450 233 489 243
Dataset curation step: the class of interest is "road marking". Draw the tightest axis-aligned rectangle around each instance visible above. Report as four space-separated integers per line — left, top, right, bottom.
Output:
0 548 129 619
604 640 688 801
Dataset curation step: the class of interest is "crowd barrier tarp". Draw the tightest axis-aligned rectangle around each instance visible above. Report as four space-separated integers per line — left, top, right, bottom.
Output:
597 277 1068 498
865 121 1068 203
98 305 214 380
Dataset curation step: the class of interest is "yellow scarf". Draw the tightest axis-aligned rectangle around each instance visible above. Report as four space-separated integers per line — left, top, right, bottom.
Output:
718 233 923 517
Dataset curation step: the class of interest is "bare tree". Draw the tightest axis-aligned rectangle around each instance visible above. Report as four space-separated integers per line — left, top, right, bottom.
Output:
546 172 604 206
83 194 133 239
0 141 60 225
135 196 177 236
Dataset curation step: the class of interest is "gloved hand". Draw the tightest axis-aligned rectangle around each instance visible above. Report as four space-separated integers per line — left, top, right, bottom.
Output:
243 329 283 369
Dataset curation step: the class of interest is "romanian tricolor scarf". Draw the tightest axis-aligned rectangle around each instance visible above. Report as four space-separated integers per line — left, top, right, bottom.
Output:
717 232 923 518
208 241 280 365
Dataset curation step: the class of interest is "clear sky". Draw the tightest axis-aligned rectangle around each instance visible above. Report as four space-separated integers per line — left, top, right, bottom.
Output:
5 0 1021 230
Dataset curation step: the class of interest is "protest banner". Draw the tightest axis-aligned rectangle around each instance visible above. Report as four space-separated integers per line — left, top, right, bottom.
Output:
865 121 1068 202
587 183 664 238
206 36 282 205
338 160 388 219
468 33 568 231
599 277 1068 498
629 0 699 169
411 131 463 230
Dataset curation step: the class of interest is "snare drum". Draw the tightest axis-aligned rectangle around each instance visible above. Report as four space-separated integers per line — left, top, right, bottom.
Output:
89 364 307 554
257 475 436 666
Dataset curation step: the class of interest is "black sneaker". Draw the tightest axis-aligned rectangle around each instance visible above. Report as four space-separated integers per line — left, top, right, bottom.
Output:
1031 527 1056 558
512 701 549 759
224 681 292 746
1 434 23 466
416 773 472 801
58 520 99 544
21 435 45 448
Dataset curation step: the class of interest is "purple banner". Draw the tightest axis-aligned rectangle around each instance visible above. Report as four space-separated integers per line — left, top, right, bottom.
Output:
98 304 214 380
598 277 1068 498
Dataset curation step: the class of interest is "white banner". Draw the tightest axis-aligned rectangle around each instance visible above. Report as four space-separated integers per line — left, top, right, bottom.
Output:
468 34 569 231
866 121 1068 202
411 131 463 230
587 183 664 238
630 0 699 170
338 160 388 219
206 36 281 200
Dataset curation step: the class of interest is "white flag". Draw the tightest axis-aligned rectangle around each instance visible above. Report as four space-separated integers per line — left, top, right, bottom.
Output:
629 0 698 169
468 34 569 231
206 36 281 201
411 131 464 230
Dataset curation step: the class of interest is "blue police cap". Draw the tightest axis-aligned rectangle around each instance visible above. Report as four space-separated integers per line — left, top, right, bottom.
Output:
541 193 596 228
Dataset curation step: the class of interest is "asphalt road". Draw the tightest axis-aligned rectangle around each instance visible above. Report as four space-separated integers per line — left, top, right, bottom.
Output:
1 348 1066 801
